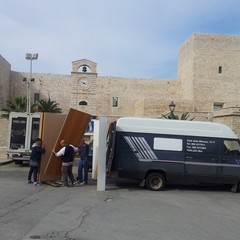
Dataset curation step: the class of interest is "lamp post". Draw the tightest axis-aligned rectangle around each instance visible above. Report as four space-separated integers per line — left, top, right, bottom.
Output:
25 53 38 114
169 101 176 119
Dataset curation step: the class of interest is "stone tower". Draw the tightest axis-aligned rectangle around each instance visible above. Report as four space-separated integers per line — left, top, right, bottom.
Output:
70 59 98 114
179 33 240 113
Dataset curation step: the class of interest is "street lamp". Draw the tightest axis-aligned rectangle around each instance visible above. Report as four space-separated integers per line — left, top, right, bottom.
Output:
25 53 38 114
169 101 176 118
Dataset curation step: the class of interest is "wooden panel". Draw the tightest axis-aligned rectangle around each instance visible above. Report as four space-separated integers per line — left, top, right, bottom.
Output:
39 113 66 181
106 121 117 174
44 108 91 176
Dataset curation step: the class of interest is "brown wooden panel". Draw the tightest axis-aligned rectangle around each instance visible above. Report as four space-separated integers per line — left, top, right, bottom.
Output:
39 113 66 181
44 108 91 176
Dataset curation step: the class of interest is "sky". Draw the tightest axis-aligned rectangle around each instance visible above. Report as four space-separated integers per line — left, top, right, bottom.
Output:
1 0 240 79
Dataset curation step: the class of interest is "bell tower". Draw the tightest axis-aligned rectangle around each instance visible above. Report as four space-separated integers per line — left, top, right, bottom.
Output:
70 59 98 111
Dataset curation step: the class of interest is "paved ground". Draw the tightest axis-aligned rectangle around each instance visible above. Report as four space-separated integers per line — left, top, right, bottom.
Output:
1 161 240 240
0 147 12 166
0 153 12 166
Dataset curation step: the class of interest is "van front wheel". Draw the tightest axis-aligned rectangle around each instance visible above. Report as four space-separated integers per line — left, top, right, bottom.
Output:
146 172 165 191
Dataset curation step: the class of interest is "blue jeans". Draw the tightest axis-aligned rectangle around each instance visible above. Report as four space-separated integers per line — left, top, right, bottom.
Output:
78 158 88 183
28 166 38 182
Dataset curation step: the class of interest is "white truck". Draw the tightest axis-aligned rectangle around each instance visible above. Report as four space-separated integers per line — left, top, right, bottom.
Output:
7 112 40 164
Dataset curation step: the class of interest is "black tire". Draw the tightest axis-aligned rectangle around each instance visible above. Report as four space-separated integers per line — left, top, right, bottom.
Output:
231 181 240 193
14 160 22 165
146 172 166 191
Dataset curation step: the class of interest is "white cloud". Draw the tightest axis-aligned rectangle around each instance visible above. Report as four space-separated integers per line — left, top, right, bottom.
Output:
1 0 240 78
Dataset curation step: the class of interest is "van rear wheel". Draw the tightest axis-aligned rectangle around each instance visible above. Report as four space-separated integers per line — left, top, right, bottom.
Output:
146 172 165 191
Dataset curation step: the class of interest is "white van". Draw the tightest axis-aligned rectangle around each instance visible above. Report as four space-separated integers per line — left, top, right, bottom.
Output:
110 117 240 191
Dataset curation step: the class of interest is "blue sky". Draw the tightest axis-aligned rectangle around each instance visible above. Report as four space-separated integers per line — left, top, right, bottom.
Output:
1 0 240 79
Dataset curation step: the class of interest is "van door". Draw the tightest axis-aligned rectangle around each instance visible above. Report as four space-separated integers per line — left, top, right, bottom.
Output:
220 140 240 184
184 137 219 183
116 134 141 178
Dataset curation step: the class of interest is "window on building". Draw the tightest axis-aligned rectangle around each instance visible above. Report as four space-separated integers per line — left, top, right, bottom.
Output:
213 102 224 111
218 66 222 74
79 101 88 106
34 93 40 103
113 97 118 107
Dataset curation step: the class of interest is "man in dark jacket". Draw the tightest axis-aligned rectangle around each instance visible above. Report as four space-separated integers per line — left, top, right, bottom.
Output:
77 138 89 185
52 139 77 187
28 137 45 185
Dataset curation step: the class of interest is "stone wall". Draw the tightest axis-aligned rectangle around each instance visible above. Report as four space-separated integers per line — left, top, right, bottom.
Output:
9 71 72 114
180 34 240 112
0 117 8 160
4 33 240 119
7 71 182 117
178 34 195 101
0 55 11 108
213 107 240 137
2 33 240 151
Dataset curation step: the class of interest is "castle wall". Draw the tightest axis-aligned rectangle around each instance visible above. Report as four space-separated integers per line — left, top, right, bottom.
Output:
178 35 194 101
211 107 240 137
2 33 240 151
3 34 240 118
184 34 240 112
0 55 11 108
9 71 72 113
0 117 8 159
71 75 180 117
7 71 180 117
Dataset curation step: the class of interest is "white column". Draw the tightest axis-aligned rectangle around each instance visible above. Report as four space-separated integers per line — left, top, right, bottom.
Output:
97 117 107 191
92 120 99 180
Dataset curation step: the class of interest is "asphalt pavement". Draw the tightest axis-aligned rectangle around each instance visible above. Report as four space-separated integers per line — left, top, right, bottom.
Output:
1 156 240 240
0 155 12 165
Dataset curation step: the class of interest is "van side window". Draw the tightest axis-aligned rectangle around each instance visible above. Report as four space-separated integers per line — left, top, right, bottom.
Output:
153 138 182 151
223 140 240 155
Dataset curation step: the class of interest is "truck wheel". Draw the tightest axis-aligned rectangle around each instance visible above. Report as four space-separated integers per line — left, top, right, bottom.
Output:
231 181 240 193
146 172 165 191
14 160 22 165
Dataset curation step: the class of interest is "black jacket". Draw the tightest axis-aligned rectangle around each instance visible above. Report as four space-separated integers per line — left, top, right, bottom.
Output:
30 143 45 162
62 145 74 163
78 144 89 159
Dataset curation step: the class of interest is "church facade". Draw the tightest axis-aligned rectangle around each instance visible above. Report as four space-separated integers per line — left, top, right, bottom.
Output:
1 33 240 146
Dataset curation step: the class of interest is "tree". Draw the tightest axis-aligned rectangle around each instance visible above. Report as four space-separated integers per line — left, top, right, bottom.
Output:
37 99 62 113
179 112 194 121
1 96 62 118
1 96 27 118
162 112 194 121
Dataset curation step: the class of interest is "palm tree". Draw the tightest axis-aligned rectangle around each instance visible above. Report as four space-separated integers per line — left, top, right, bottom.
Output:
37 99 62 113
1 96 27 118
179 112 194 121
162 112 194 121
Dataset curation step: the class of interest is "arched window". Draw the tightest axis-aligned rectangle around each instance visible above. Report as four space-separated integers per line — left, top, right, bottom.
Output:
78 65 91 73
113 97 118 107
79 101 88 106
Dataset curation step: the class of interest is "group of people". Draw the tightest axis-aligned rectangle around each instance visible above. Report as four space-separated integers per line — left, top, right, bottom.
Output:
28 137 89 187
